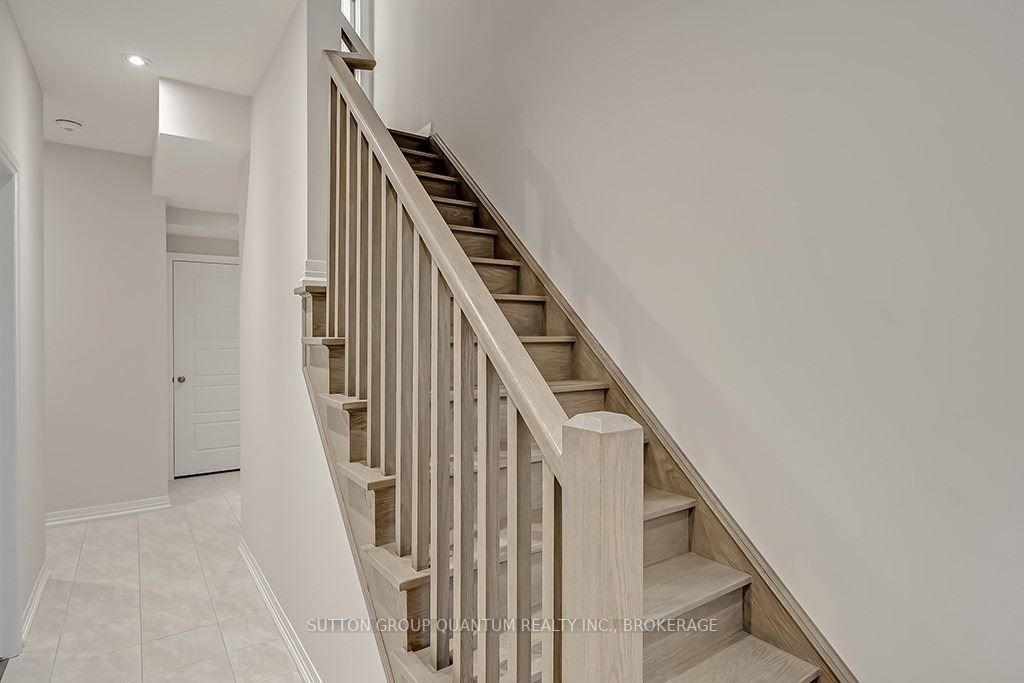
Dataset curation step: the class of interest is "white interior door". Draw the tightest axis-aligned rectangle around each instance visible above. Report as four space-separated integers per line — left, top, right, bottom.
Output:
173 261 240 477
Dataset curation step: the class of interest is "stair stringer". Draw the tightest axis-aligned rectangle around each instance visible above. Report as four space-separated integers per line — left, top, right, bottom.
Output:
426 136 858 683
295 286 401 683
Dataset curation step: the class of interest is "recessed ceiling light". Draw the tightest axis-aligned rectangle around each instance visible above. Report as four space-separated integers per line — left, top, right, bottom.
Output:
122 53 152 67
54 118 83 132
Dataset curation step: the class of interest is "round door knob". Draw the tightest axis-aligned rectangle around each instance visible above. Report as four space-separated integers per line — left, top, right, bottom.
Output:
176 376 186 383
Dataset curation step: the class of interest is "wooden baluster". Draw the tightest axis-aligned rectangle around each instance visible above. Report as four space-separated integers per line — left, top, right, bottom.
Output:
561 413 644 681
344 119 358 394
541 465 561 682
477 355 500 680
507 401 532 682
327 83 341 337
410 237 431 570
429 266 453 669
394 210 414 555
367 156 383 468
452 308 476 679
380 183 399 476
356 135 370 399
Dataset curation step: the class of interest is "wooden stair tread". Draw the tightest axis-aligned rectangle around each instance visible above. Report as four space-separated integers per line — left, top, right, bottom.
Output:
302 336 345 347
363 523 545 592
469 256 521 268
399 147 441 161
415 170 459 183
334 460 395 491
644 486 697 521
449 224 498 236
491 294 547 303
391 647 451 683
430 195 476 208
665 634 819 683
319 393 365 411
452 335 575 346
643 553 750 621
363 543 426 590
450 379 610 401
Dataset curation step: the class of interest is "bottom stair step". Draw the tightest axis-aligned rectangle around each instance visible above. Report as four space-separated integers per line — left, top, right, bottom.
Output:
665 633 819 683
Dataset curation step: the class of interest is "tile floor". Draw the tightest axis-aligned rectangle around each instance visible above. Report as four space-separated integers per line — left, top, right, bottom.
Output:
3 471 300 682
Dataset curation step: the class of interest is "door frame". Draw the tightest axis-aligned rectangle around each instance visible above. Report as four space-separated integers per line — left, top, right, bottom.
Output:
0 138 21 658
166 253 240 480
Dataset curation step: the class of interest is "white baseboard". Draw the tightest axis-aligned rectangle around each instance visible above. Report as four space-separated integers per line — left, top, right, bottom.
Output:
238 538 321 683
20 563 49 645
45 495 171 527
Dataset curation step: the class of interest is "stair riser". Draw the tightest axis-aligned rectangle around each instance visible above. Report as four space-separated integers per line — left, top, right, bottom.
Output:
302 291 326 337
307 344 345 394
367 566 431 652
343 478 395 547
524 341 573 382
474 263 519 294
448 340 571 382
644 510 690 567
496 300 545 336
643 592 744 682
449 459 545 519
404 155 444 173
453 231 495 258
323 402 367 463
420 177 460 199
449 389 607 424
435 201 476 225
393 132 431 151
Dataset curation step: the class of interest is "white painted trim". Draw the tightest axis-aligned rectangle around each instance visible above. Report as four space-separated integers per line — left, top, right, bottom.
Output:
45 496 170 527
238 538 321 683
166 253 242 479
19 563 48 646
167 252 240 266
303 258 327 284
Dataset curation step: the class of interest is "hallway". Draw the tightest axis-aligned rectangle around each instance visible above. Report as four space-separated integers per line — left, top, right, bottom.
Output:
3 472 299 682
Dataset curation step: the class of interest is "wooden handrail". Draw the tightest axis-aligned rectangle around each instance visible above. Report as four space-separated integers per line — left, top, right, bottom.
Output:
323 49 568 479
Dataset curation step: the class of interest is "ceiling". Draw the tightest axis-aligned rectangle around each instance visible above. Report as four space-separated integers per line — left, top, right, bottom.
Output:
9 0 298 157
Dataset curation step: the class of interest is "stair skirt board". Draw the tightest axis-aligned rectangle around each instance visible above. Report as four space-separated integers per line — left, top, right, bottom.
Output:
238 539 322 683
44 495 171 527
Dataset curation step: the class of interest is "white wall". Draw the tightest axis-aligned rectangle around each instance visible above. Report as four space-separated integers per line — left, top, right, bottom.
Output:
241 2 384 680
374 2 1024 680
0 0 45 649
166 234 239 258
44 143 169 513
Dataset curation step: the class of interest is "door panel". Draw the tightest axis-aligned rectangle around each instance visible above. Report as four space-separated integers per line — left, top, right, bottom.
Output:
173 261 240 476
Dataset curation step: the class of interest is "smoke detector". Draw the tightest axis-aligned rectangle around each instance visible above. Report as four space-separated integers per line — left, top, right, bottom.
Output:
55 118 83 132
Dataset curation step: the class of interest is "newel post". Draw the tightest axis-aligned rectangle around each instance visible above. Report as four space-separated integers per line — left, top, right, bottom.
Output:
561 411 645 681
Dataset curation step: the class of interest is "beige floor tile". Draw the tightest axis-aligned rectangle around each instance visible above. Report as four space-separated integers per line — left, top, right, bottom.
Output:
141 624 227 678
141 584 218 643
142 653 235 682
262 673 302 683
0 645 57 682
58 586 141 659
51 644 142 683
227 639 296 682
209 582 266 623
44 526 86 570
218 610 279 652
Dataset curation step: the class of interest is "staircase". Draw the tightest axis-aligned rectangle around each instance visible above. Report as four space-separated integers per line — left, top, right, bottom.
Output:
295 16 852 683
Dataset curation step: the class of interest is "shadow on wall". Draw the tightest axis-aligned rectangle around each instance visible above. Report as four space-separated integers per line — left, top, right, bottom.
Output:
480 124 960 678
